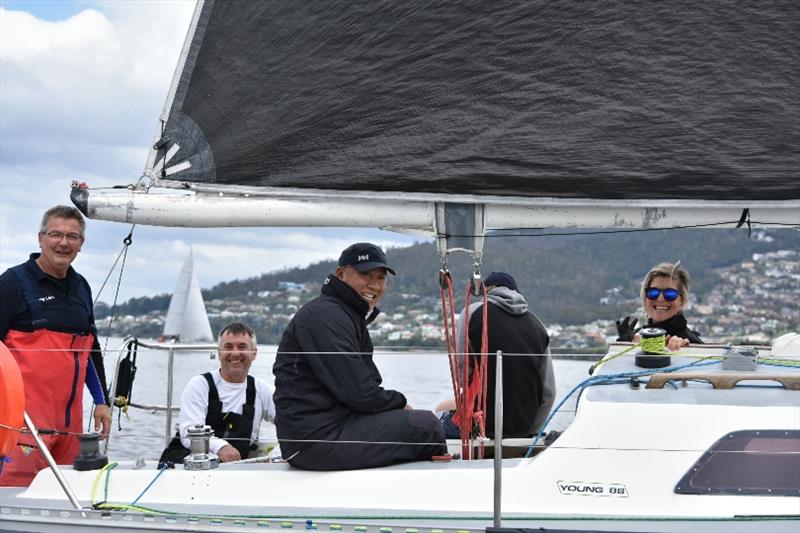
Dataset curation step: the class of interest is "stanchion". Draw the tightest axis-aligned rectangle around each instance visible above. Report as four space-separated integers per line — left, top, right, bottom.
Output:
493 349 503 527
23 412 84 514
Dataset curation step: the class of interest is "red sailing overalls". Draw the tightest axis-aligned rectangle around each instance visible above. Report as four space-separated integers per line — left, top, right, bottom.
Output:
0 265 95 487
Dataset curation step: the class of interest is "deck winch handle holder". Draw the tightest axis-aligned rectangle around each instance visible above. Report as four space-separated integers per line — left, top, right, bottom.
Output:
184 424 219 470
721 345 760 372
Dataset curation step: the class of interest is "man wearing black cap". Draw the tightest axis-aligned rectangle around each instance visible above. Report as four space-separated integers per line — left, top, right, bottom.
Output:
436 271 555 440
273 243 447 470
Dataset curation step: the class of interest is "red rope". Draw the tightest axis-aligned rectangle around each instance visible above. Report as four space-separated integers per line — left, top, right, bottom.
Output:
440 272 490 460
474 287 489 458
439 272 463 446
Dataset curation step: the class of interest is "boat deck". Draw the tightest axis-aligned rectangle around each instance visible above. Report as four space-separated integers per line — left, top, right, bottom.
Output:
2 343 798 532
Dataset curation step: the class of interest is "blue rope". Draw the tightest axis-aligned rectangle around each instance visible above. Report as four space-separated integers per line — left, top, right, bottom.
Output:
524 359 722 458
130 465 168 506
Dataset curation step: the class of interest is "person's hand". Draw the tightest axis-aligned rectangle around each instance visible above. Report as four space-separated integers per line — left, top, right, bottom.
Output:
217 445 241 463
666 335 690 351
615 316 640 341
92 404 112 438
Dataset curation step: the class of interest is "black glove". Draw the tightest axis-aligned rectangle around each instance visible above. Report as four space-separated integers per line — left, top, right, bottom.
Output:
616 316 640 341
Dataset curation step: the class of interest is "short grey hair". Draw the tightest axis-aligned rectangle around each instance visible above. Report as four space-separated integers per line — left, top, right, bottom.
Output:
640 261 690 312
217 322 257 347
40 205 86 235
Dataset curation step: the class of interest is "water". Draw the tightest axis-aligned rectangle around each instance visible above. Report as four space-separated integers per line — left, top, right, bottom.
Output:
88 338 590 461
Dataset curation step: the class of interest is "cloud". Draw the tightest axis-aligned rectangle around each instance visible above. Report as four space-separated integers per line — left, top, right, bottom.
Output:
0 2 429 304
0 3 191 171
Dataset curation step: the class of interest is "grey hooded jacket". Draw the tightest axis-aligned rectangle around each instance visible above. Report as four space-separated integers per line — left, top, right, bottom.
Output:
454 286 556 437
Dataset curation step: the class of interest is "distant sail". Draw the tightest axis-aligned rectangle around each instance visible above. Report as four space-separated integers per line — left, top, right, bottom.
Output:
162 250 213 342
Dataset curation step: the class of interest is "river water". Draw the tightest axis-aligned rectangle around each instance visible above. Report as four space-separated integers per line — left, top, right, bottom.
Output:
87 338 591 460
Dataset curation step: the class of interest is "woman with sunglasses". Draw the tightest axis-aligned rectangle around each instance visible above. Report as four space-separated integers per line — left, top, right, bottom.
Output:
616 262 703 351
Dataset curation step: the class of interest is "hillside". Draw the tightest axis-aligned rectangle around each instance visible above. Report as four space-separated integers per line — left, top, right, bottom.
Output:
99 227 798 332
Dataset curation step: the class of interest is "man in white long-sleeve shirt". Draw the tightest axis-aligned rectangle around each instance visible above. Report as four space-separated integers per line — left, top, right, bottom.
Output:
159 322 275 465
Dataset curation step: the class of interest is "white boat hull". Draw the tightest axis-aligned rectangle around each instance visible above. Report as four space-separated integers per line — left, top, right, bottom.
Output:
2 344 798 532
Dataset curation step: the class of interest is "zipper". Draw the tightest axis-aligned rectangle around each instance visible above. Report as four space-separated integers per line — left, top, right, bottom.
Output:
64 334 80 427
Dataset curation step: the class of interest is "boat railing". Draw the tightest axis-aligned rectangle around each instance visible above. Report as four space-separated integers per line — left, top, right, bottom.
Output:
109 336 218 448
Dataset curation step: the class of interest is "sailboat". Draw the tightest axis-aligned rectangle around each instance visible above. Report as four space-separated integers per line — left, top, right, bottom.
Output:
159 250 213 343
2 0 799 531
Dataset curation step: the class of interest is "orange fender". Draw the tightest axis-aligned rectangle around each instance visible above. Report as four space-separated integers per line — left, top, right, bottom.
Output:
0 341 25 457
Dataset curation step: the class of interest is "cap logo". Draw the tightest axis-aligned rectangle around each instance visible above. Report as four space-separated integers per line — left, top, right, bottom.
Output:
358 254 369 261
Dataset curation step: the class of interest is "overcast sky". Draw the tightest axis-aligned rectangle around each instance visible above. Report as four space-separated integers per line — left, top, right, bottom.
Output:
0 0 425 303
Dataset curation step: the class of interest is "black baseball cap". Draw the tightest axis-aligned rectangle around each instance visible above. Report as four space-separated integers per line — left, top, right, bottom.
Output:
338 243 396 275
484 271 518 291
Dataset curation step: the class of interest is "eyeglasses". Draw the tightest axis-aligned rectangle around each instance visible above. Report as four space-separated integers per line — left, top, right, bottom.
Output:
645 287 680 301
42 231 83 243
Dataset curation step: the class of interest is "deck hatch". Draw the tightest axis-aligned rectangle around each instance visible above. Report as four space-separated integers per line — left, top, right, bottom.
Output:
675 429 800 496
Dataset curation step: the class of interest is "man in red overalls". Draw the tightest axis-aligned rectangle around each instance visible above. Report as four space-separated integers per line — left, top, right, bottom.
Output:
0 205 111 486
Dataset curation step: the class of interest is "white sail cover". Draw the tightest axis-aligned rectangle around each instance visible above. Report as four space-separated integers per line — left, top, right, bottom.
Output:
162 250 213 342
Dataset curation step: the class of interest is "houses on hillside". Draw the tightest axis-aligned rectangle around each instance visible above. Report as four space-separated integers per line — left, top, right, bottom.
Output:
98 250 798 349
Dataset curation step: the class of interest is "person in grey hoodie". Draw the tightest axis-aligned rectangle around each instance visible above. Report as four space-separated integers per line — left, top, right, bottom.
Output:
436 272 555 439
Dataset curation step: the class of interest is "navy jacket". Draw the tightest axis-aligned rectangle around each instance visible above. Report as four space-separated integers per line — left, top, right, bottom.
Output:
464 288 554 438
273 275 406 442
0 254 108 404
647 312 703 344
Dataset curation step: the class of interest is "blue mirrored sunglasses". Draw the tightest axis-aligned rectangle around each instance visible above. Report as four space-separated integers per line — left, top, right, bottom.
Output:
646 287 680 301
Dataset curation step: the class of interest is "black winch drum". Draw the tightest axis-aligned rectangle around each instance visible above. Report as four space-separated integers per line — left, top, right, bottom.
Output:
635 327 671 369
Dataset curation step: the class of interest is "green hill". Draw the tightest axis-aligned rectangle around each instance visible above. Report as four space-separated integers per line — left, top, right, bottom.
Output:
101 227 798 328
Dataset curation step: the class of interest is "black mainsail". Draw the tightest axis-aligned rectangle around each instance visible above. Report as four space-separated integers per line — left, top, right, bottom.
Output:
74 0 799 234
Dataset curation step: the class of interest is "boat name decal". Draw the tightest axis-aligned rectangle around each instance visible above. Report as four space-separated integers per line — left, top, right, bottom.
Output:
557 480 629 498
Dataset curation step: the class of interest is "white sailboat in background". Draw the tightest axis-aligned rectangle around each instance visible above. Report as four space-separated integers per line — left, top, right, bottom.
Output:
160 249 212 343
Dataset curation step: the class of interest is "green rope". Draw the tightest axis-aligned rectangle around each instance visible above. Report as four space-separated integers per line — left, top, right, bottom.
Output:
91 462 118 507
762 357 800 368
592 335 673 373
86 504 800 523
640 333 669 355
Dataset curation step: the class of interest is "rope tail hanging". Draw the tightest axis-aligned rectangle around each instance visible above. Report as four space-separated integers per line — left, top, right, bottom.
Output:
439 271 490 460
461 278 490 459
439 270 464 452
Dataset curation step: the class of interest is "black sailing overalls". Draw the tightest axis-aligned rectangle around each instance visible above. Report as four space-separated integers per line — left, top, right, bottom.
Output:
159 373 257 465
